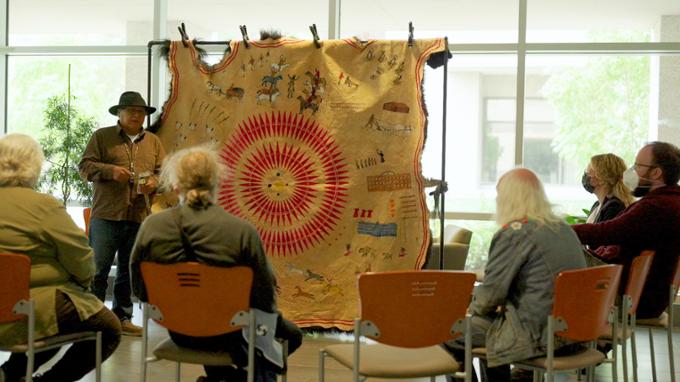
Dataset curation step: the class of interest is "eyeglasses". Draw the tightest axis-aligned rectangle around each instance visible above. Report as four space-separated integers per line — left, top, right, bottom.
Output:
634 162 657 170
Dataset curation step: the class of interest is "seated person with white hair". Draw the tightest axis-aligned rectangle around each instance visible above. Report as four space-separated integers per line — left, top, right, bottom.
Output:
0 134 121 382
130 145 302 382
444 168 586 382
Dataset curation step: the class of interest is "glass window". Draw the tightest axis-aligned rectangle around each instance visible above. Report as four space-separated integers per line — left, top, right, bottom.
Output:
527 0 680 43
7 56 148 136
168 0 329 40
341 0 518 43
523 54 658 216
9 1 153 45
422 55 517 214
430 219 497 271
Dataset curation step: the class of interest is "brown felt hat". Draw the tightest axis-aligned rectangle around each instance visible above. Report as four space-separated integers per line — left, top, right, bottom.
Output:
108 91 156 115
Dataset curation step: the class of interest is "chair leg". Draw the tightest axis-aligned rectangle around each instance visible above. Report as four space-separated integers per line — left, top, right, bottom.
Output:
631 330 638 382
25 349 34 382
318 350 326 382
141 305 149 382
670 286 677 382
175 362 180 382
622 331 628 382
96 331 102 382
649 327 657 382
281 340 288 382
668 323 676 382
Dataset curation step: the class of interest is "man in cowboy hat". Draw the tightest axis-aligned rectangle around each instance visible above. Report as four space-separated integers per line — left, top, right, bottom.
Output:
79 91 165 336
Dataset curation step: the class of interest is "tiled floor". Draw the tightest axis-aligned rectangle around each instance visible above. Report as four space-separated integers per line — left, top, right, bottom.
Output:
2 310 679 381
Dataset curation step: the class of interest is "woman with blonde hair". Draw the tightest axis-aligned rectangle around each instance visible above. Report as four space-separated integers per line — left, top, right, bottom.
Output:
445 168 585 381
0 134 121 382
130 145 302 382
581 153 634 263
582 153 635 223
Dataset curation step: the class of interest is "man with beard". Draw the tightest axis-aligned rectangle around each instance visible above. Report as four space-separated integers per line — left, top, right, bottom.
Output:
573 141 680 320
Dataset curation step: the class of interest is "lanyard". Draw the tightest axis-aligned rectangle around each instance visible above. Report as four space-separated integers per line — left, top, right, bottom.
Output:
123 138 139 183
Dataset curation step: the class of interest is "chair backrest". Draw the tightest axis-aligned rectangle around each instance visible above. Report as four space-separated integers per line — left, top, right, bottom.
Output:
83 207 91 237
551 264 622 342
358 270 476 348
444 225 473 245
140 262 253 337
0 253 31 324
426 243 469 271
624 250 655 315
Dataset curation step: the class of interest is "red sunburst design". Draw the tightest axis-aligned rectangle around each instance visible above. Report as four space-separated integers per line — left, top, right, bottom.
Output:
219 111 349 256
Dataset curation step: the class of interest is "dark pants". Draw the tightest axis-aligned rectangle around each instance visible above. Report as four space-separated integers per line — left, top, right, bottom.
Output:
89 218 140 320
444 315 587 382
1 291 122 382
170 315 303 382
444 315 509 382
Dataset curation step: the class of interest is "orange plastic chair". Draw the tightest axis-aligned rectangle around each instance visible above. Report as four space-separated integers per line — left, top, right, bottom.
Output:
140 262 262 382
512 264 622 382
83 207 91 237
319 270 477 382
636 256 680 382
0 253 102 382
599 250 654 382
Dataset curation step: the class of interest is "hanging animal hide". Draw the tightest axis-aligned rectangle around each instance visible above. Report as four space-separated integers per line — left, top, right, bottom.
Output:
157 37 446 329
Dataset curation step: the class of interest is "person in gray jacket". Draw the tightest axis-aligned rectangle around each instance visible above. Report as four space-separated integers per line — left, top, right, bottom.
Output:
445 168 586 381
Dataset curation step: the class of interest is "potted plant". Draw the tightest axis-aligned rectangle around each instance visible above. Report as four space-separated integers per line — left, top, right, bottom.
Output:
39 64 96 206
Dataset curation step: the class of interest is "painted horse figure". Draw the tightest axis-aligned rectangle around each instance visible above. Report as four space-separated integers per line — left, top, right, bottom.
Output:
297 95 320 115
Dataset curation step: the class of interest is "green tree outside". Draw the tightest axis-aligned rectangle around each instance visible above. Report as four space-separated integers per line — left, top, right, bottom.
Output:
542 31 651 169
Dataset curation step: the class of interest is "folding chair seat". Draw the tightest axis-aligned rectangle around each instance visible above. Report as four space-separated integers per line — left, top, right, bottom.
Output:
0 253 102 382
319 270 477 382
139 262 287 382
598 251 654 382
510 264 623 382
636 256 680 382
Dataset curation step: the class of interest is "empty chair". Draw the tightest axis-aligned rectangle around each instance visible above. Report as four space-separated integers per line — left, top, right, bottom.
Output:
512 264 623 382
425 225 473 270
0 253 103 382
319 270 477 382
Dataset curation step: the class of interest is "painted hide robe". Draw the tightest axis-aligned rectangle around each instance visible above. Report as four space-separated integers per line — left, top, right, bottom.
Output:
157 38 446 329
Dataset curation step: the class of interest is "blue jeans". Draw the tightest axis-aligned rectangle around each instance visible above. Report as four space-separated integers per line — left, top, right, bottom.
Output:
89 218 140 321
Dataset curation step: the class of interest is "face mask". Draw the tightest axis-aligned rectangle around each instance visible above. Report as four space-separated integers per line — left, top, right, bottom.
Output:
581 172 595 194
623 167 652 197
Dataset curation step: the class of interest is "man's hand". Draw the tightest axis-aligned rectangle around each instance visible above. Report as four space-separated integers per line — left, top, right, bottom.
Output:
111 166 132 183
138 177 157 195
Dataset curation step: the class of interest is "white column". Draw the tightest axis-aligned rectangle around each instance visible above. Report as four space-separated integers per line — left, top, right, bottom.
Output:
151 0 167 119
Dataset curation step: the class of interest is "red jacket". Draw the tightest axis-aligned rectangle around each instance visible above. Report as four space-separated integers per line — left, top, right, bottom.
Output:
573 185 680 319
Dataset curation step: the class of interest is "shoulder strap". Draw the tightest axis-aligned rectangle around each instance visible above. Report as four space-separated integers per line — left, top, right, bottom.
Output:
172 207 197 261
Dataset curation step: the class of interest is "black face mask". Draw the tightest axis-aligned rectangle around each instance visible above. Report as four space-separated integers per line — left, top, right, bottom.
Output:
581 172 595 194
